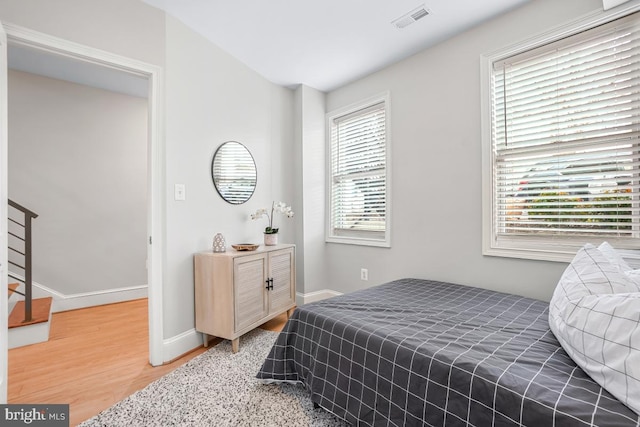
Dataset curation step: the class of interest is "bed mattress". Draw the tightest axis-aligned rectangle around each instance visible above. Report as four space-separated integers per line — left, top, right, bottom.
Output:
257 278 640 426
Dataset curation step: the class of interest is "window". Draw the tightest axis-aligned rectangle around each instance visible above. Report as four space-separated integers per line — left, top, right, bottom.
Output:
482 10 640 261
326 93 391 247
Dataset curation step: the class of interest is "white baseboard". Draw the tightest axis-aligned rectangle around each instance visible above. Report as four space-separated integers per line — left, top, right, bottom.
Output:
296 289 342 306
51 286 148 312
162 328 204 363
7 275 148 312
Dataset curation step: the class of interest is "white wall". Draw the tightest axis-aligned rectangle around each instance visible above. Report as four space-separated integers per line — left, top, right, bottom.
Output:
163 15 295 337
8 70 148 296
320 0 604 302
293 85 326 295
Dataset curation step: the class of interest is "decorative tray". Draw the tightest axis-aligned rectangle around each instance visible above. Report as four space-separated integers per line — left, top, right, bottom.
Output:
232 243 259 251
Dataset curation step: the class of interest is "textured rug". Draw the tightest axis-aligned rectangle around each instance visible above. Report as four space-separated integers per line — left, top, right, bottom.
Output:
79 329 348 427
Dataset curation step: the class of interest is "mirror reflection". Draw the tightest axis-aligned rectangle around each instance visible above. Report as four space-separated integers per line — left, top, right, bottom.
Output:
211 141 257 204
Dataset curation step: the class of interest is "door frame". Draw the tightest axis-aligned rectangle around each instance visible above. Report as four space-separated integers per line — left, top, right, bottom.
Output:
0 20 8 403
2 23 165 370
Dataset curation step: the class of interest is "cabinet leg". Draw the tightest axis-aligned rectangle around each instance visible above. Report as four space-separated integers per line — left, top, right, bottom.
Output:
203 333 209 348
231 338 239 353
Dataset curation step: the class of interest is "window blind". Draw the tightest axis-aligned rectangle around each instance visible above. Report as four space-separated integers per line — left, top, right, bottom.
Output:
330 102 387 237
492 12 640 243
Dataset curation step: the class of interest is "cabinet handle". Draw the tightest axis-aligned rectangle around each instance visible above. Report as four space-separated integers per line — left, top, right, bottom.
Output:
265 278 271 290
265 278 274 290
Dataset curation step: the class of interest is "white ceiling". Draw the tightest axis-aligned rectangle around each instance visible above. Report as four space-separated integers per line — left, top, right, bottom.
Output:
142 0 532 92
7 1 532 96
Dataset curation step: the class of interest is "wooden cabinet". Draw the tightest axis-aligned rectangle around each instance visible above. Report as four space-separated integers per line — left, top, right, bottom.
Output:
194 244 295 352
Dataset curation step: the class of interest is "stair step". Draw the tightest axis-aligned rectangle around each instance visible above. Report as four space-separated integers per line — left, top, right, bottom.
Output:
8 283 20 297
9 297 53 328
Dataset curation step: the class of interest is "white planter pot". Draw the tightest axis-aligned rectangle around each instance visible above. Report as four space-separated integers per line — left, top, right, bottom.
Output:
264 233 278 246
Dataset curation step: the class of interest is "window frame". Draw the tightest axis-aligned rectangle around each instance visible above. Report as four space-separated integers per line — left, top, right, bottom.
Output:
481 4 640 263
325 92 392 247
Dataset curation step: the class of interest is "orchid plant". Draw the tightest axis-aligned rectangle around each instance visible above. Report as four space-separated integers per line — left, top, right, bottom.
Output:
251 201 294 234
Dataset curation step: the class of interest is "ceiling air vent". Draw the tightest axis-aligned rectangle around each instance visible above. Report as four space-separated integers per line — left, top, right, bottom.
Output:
392 5 430 29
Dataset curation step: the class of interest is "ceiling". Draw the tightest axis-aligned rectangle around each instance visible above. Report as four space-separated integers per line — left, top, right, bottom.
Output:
7 1 532 96
141 0 532 92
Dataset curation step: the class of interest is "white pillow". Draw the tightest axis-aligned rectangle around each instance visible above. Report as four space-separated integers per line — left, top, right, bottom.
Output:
598 241 632 273
549 244 640 416
598 241 640 292
625 270 640 290
554 244 636 301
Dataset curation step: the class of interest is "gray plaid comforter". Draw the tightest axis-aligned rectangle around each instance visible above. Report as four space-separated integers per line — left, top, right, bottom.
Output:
257 278 640 426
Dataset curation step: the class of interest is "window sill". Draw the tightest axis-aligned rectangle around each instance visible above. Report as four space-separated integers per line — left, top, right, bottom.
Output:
483 245 575 263
326 235 391 248
483 241 640 267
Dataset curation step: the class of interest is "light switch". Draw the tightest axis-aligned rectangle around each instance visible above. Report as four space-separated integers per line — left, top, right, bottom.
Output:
174 184 186 201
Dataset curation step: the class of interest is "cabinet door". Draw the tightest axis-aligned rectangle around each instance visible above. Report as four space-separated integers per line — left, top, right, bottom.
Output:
268 247 295 314
234 254 268 332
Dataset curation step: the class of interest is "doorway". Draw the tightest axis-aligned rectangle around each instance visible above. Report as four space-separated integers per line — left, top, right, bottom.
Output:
2 23 164 382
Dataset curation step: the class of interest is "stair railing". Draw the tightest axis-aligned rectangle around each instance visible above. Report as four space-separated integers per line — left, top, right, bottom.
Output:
8 199 38 323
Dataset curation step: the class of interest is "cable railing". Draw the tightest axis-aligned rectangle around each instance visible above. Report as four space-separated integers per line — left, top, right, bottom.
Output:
8 199 38 323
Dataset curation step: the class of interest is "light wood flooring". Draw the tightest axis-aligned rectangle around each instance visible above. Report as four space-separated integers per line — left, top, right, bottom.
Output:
8 298 289 426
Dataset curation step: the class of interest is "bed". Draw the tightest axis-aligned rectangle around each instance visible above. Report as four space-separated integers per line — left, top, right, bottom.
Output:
257 278 640 426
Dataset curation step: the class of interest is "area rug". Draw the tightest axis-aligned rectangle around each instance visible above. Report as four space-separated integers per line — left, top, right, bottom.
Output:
79 329 348 426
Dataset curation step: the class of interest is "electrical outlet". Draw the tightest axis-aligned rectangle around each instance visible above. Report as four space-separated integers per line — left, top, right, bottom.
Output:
360 268 368 281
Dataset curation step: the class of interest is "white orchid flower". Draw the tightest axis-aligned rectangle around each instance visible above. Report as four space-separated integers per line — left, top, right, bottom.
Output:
250 201 294 233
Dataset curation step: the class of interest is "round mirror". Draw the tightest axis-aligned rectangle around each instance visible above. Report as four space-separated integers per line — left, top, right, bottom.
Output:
211 141 257 204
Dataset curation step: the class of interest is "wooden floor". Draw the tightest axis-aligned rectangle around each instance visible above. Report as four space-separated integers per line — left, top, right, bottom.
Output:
8 298 289 426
